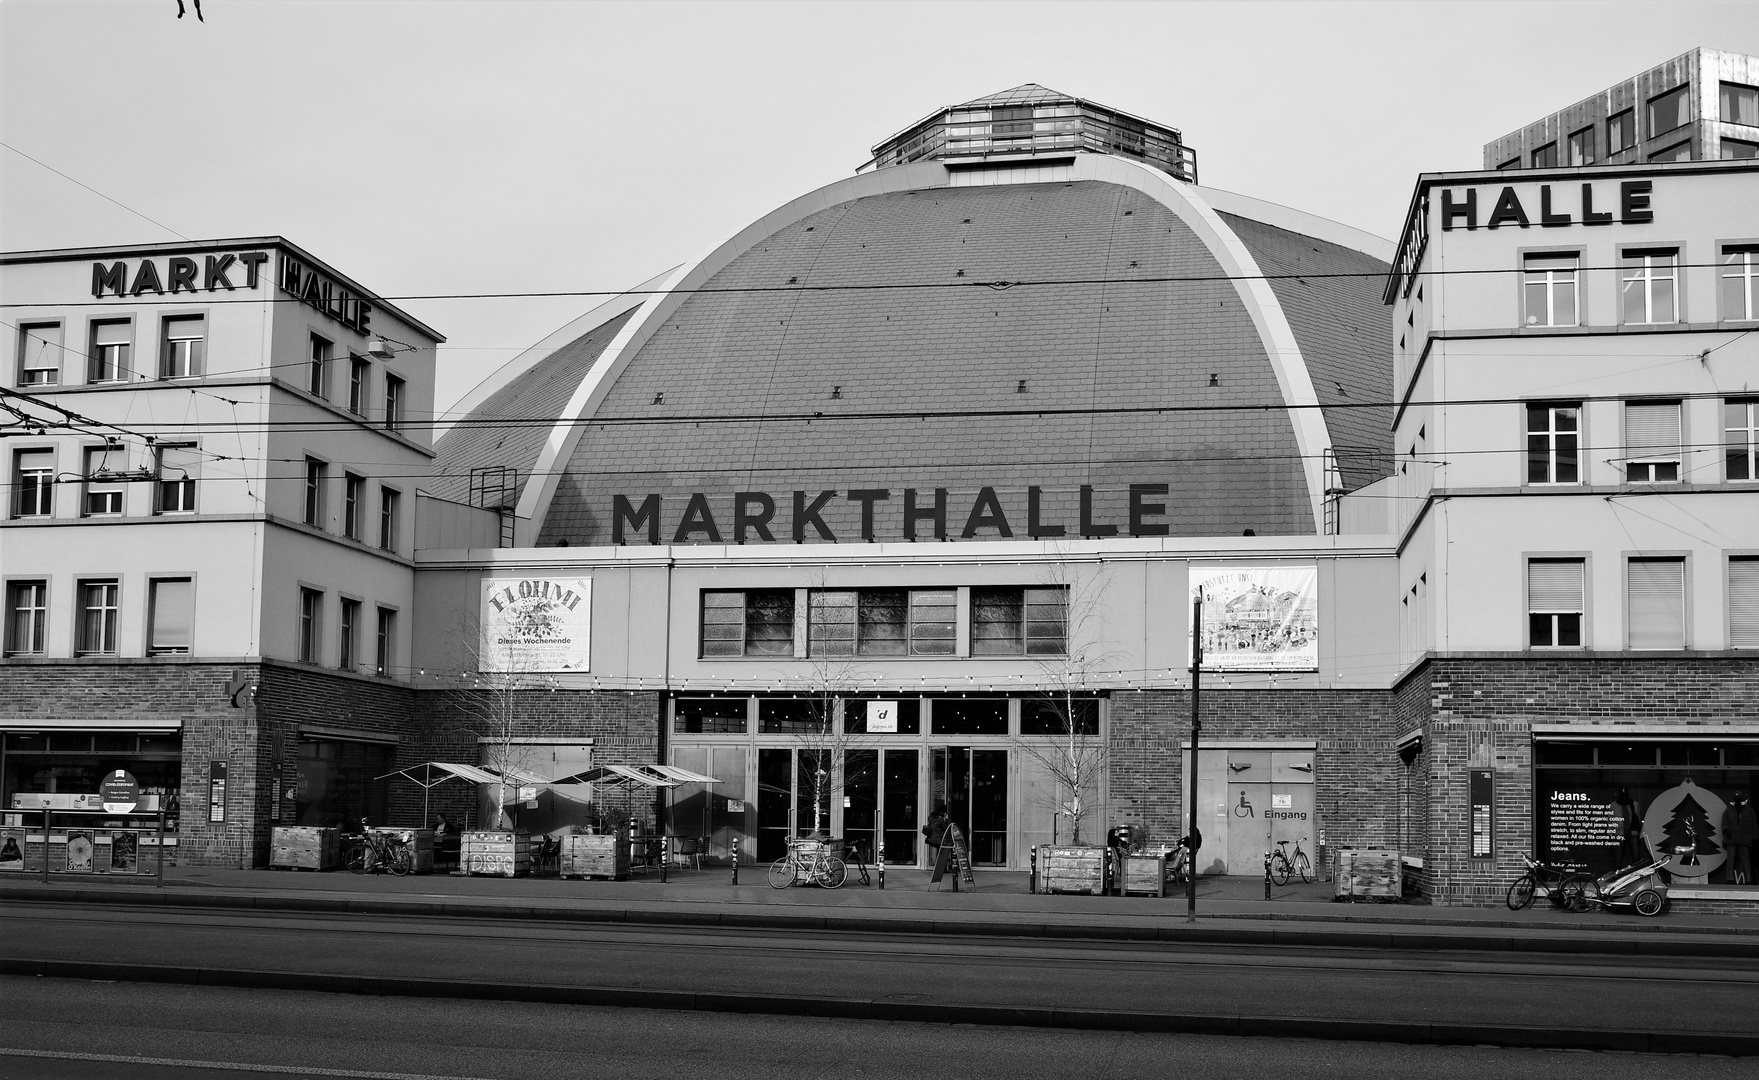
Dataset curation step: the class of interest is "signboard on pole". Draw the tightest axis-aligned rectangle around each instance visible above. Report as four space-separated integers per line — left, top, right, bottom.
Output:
1189 565 1319 671
100 770 140 814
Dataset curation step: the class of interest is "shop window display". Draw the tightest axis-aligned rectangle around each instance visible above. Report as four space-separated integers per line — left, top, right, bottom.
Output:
293 738 392 829
1 731 182 835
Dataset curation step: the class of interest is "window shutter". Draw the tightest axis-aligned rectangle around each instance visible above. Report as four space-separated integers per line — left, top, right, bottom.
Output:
1625 402 1681 458
150 579 193 652
160 444 200 478
93 321 130 345
1627 559 1685 650
1528 560 1583 611
1732 558 1759 648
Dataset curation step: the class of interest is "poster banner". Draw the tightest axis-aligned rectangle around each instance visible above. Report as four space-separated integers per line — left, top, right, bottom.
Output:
481 577 592 673
1190 566 1319 671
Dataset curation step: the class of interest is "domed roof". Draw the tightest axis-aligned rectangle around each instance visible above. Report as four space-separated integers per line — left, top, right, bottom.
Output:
435 155 1393 547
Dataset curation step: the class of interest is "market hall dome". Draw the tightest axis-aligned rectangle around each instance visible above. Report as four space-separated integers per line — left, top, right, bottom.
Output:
434 86 1396 546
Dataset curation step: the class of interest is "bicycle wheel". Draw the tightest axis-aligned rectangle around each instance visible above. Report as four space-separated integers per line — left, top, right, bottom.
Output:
1270 853 1290 886
346 844 370 875
767 857 795 889
388 844 413 876
1293 850 1311 884
1556 874 1592 913
1506 873 1536 910
819 856 847 890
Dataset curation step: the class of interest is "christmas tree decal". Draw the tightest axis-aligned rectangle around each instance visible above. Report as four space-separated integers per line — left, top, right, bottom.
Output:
1661 793 1722 867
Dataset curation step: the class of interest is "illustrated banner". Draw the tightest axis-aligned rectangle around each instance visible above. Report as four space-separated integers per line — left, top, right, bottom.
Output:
1190 566 1319 671
481 577 592 672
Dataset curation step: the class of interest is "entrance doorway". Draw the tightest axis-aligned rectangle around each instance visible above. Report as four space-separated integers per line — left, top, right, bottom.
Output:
931 747 1008 865
842 748 920 866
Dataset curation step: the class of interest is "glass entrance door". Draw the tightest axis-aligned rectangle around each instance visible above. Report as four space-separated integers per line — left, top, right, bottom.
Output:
931 746 1008 866
842 748 921 866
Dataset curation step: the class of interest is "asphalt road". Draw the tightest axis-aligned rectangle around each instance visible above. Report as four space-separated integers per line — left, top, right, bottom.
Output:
2 976 1754 1080
3 901 1757 1044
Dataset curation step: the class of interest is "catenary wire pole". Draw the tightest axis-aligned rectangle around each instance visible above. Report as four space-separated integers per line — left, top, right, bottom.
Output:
1187 593 1203 924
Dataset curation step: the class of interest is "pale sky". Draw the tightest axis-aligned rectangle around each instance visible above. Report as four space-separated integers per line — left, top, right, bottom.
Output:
4 1 1757 414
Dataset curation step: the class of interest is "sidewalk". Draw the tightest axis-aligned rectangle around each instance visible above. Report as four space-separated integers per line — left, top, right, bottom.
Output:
5 863 1757 956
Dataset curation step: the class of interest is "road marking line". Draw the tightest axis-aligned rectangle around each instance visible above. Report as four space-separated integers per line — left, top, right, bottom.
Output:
0 1047 493 1080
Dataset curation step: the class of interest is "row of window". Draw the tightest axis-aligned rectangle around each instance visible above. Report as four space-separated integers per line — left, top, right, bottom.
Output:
1499 81 1759 169
1525 555 1759 649
700 587 1068 658
301 457 400 550
671 694 1101 736
296 587 397 674
4 577 192 657
1524 398 1757 485
1517 245 1759 329
12 320 404 429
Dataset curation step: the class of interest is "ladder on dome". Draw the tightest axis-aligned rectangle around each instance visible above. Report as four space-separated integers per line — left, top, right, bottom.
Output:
469 466 519 548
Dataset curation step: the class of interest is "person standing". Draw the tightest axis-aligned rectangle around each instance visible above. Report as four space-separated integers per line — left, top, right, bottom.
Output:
923 804 951 883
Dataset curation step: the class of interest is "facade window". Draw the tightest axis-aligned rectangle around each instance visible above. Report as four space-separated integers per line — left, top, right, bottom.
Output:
159 315 205 379
1624 401 1682 483
1647 85 1690 136
1525 402 1580 484
12 448 54 518
308 334 330 397
1732 557 1759 648
1726 399 1759 481
971 586 1068 656
1530 142 1557 169
384 374 404 431
5 580 48 656
298 587 322 664
349 356 370 415
155 443 198 514
1522 253 1578 327
701 590 794 657
379 487 399 551
1724 139 1759 160
808 588 956 657
77 579 121 656
89 320 132 383
147 578 193 655
82 445 125 517
1721 245 1759 320
375 607 395 675
1528 559 1584 649
1567 126 1596 166
17 321 61 386
1721 81 1759 127
1648 141 1691 164
303 458 326 527
339 597 360 670
343 473 363 540
1620 249 1678 324
1627 557 1686 650
1607 109 1635 155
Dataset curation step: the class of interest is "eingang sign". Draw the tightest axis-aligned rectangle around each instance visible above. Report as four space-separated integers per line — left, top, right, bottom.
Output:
481 577 592 672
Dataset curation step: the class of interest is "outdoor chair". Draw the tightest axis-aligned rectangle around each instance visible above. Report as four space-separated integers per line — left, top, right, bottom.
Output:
673 836 706 871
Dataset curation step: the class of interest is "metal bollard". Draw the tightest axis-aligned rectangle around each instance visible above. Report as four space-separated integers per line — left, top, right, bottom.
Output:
1029 844 1037 894
1264 851 1272 900
660 835 668 884
877 840 885 890
730 836 739 886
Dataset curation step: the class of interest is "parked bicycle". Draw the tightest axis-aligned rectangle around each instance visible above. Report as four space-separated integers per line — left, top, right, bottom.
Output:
1506 852 1590 911
833 836 872 886
768 837 847 889
1266 837 1311 885
346 819 413 876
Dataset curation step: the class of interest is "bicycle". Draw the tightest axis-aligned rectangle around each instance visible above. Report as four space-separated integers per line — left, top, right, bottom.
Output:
768 837 847 889
1506 852 1590 911
346 819 413 876
1266 837 1311 885
832 836 872 886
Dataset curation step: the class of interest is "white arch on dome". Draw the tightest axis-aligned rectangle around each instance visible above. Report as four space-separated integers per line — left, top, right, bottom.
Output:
517 156 1338 536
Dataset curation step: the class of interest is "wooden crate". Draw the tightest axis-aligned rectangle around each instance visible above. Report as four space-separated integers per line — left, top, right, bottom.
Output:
560 829 629 880
459 830 530 877
1035 846 1106 895
269 826 340 871
1334 849 1401 899
371 827 434 874
1119 852 1167 897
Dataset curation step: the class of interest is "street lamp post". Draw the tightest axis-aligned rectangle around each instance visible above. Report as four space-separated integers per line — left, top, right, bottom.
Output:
1187 594 1203 923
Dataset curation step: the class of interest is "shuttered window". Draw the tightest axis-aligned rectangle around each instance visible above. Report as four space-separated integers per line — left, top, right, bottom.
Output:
148 578 194 654
1627 558 1685 650
1731 558 1759 649
1528 559 1584 648
1625 401 1681 482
